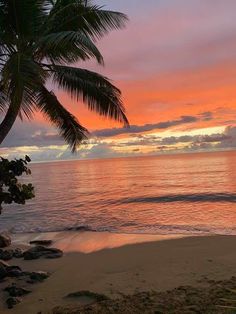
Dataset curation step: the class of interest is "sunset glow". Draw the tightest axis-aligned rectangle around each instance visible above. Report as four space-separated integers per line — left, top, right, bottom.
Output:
1 0 236 161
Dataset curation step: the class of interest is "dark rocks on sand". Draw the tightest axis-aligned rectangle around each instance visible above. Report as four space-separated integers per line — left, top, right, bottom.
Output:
0 233 11 248
29 271 50 282
30 240 52 246
45 252 63 259
23 246 63 260
0 261 23 279
13 248 24 258
4 284 31 297
6 297 21 309
6 265 23 277
0 261 8 279
0 260 9 267
0 249 13 261
0 248 23 261
66 290 109 302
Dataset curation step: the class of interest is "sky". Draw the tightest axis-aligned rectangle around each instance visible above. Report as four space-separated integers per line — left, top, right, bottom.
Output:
1 0 236 161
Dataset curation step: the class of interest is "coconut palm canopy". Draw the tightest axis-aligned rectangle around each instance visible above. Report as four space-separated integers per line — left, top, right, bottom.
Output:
0 0 129 151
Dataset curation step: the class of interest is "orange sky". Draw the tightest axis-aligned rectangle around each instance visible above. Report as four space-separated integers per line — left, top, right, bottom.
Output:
1 0 236 161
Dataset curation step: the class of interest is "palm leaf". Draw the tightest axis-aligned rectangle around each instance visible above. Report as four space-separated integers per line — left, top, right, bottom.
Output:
0 0 129 150
35 30 103 64
0 82 8 113
36 86 88 151
0 0 48 41
51 64 129 126
45 1 128 40
2 53 47 119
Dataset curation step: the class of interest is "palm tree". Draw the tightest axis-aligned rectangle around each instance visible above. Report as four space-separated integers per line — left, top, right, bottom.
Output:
0 0 129 152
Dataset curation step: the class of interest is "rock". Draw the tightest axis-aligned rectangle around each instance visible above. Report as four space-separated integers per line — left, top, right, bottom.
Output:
30 240 52 246
21 271 31 276
7 269 22 277
4 284 31 297
23 246 63 260
13 248 24 258
6 297 21 309
29 271 50 282
0 260 9 267
0 262 23 279
6 265 22 272
66 290 109 302
45 252 63 259
0 261 8 279
0 233 11 248
0 249 13 261
23 250 41 260
6 265 22 277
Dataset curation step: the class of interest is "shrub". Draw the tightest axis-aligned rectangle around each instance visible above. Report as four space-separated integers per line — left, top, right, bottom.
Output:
0 156 35 214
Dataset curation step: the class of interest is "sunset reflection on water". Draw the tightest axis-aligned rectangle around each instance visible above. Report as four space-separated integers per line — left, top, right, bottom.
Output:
2 151 236 235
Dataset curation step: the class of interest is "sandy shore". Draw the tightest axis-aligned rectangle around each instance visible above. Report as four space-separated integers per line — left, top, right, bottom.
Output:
0 232 236 313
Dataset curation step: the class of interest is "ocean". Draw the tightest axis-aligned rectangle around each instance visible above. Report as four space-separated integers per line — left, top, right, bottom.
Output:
1 151 236 235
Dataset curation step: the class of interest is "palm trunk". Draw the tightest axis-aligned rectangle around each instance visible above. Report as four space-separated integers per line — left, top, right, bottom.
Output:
0 100 21 145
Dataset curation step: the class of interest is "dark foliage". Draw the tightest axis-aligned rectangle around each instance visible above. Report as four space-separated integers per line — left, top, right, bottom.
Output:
0 0 129 151
0 156 34 213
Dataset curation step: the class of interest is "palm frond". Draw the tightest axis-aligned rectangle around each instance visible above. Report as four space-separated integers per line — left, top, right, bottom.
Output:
35 31 103 64
0 0 49 41
36 86 88 151
2 53 47 119
51 64 129 126
0 82 9 113
0 0 129 148
45 1 128 40
19 87 38 120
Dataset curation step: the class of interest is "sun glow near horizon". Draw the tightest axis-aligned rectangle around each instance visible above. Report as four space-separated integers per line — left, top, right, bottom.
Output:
1 0 236 161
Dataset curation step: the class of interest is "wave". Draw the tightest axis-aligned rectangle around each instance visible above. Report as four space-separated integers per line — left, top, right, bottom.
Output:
7 223 236 236
114 193 236 204
7 224 115 234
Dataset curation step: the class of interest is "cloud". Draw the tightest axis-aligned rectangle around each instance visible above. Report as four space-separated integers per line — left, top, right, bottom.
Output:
214 126 236 149
1 125 236 162
159 133 230 146
0 112 214 150
0 121 63 148
200 111 214 121
107 126 236 152
2 0 236 161
93 113 212 138
93 0 236 82
157 126 236 152
77 143 121 160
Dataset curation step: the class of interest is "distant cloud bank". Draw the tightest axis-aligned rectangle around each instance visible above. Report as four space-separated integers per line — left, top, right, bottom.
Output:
1 0 236 161
1 119 236 162
93 112 213 137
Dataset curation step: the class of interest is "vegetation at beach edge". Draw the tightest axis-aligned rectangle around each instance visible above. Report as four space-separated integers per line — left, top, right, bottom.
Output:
0 156 34 213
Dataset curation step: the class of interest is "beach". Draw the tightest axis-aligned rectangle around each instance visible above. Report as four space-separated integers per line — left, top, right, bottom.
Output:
1 232 236 313
1 0 236 312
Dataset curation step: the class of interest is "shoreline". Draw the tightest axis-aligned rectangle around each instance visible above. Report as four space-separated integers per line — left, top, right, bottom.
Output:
1 233 236 313
10 230 193 253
